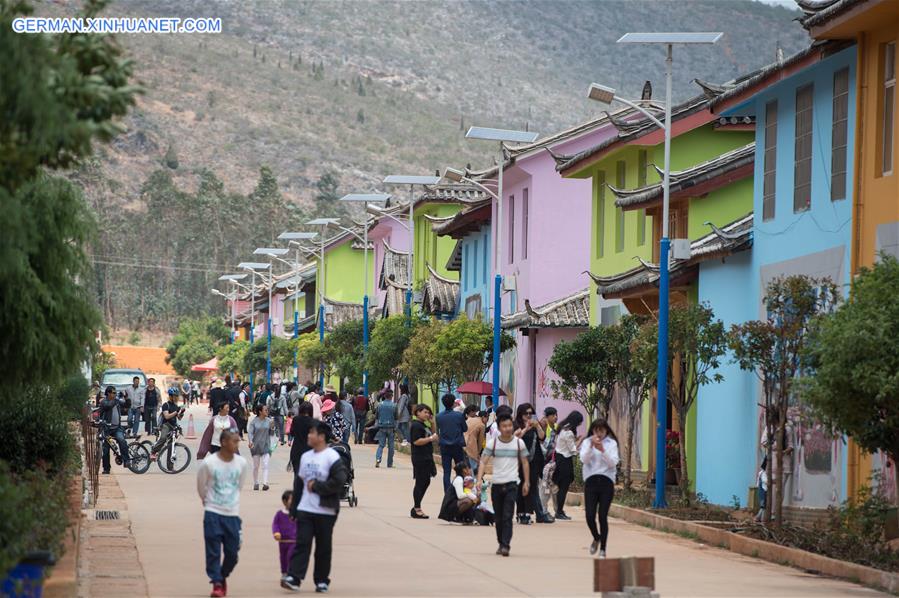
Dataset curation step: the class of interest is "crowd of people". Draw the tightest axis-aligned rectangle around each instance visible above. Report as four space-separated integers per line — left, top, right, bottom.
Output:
186 374 621 596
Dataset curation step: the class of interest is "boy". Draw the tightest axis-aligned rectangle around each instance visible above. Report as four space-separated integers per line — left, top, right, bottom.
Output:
196 428 249 597
477 413 529 557
282 421 348 593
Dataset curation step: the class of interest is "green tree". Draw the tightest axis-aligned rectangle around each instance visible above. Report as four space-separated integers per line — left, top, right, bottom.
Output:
0 0 137 388
313 171 346 219
217 340 250 379
367 315 418 391
616 314 653 490
296 334 333 382
432 316 514 392
634 303 727 504
804 257 899 504
166 316 229 377
324 319 369 390
249 165 285 243
548 325 619 422
401 318 448 401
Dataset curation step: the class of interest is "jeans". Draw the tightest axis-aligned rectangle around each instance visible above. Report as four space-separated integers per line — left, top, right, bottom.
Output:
289 512 336 584
375 428 395 466
492 482 518 549
128 407 142 436
468 456 479 478
101 426 130 472
440 444 467 491
203 511 241 583
151 422 174 454
585 474 615 550
353 411 366 443
273 414 285 443
397 421 411 443
517 459 548 519
144 406 158 435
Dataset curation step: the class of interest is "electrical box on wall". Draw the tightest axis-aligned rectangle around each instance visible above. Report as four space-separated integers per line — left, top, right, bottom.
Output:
503 275 517 293
671 238 691 260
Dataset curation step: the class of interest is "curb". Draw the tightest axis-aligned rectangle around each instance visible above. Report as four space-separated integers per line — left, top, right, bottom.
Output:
43 474 83 598
607 503 899 595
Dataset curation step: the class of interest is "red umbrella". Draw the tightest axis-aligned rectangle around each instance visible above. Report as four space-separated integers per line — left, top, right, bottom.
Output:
191 357 218 372
457 381 506 396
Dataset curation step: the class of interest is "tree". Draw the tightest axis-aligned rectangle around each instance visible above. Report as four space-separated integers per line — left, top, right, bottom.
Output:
0 0 137 388
217 340 250 379
548 325 619 422
295 334 333 383
248 166 285 243
730 275 838 525
356 108 365 124
367 315 418 391
804 257 898 504
634 303 727 504
324 319 369 390
401 318 448 400
433 316 514 391
166 316 229 377
313 171 345 219
617 314 653 490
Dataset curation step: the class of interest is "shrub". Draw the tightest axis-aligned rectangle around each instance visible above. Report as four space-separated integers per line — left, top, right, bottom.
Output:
0 386 75 474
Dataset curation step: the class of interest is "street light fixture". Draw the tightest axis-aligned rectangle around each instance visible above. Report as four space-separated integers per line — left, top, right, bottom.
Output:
254 249 291 385
382 175 442 319
462 125 539 409
608 30 723 510
278 232 318 384
239 261 272 392
307 218 341 387
340 193 391 398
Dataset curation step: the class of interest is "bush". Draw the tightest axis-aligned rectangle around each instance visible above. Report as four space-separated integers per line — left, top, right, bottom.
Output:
0 385 75 474
56 374 90 420
0 462 70 579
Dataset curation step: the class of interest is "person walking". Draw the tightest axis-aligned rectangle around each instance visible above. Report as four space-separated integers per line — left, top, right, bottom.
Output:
580 419 619 558
463 405 486 477
272 490 297 581
144 383 160 436
513 403 551 524
336 391 355 445
248 404 275 491
267 386 288 446
125 376 145 438
289 402 316 473
196 428 249 597
151 389 185 459
436 393 468 491
374 389 397 468
236 382 251 439
322 398 349 444
282 421 349 593
98 386 131 473
198 403 238 459
351 387 368 445
552 411 583 520
410 404 438 519
476 412 529 557
395 383 412 447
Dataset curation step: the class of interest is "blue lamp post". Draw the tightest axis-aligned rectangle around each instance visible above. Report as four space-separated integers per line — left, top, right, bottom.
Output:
590 31 722 509
307 218 341 388
278 232 319 384
239 261 272 390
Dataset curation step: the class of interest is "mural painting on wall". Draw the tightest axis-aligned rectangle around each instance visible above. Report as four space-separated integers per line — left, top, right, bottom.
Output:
499 345 517 408
872 455 898 503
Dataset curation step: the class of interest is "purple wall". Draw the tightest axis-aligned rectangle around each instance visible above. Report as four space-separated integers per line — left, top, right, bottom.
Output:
370 215 411 310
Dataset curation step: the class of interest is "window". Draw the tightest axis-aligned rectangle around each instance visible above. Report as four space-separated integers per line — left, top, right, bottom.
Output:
763 101 778 221
883 42 896 176
831 68 850 201
508 194 515 263
472 239 478 287
595 172 606 258
615 160 626 252
794 85 814 213
483 232 488 283
464 244 470 288
522 188 529 259
637 150 647 245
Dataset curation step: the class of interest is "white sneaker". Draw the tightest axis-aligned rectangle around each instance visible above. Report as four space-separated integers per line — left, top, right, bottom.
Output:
401 441 410 447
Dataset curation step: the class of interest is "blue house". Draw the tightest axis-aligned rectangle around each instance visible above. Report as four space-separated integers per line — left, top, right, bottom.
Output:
434 201 492 321
702 41 857 510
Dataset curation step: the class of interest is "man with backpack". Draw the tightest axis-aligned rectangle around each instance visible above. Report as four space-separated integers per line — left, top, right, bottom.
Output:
352 388 368 444
267 385 288 445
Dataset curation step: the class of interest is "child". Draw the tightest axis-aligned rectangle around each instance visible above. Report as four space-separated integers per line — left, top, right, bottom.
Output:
248 405 275 491
196 428 249 597
272 490 297 579
755 456 768 522
462 475 476 497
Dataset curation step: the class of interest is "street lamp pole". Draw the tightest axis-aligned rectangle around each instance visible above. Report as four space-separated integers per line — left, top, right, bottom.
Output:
239 262 272 392
308 219 340 388
278 232 318 384
613 31 722 509
459 127 538 408
218 274 249 380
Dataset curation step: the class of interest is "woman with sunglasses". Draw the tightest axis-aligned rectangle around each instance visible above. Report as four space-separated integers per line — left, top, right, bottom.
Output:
580 419 619 557
513 403 552 524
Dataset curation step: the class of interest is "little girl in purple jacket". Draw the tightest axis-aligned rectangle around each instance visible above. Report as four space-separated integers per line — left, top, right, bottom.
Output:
272 490 297 577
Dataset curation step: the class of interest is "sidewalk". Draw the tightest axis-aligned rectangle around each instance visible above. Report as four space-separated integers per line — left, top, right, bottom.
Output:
110 406 886 597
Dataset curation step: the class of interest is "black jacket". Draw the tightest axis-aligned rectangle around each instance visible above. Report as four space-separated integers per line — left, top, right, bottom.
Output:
290 452 348 516
288 415 316 472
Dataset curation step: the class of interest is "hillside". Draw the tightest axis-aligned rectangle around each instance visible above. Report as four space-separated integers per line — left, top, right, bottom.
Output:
56 0 807 208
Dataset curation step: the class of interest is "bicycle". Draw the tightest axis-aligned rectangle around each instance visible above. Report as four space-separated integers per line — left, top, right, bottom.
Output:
141 424 192 474
95 420 151 474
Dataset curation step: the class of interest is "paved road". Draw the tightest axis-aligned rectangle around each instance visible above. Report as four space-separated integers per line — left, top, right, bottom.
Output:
113 406 886 598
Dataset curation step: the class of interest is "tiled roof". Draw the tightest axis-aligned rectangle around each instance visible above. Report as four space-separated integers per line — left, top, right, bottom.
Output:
610 143 756 210
589 213 754 298
797 0 866 29
432 200 492 239
381 279 408 318
285 313 317 335
417 183 487 204
379 240 410 289
501 289 591 330
421 265 459 315
321 297 378 332
446 240 462 272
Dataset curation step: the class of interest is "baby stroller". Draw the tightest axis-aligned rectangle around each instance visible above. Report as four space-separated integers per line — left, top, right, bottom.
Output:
330 441 358 507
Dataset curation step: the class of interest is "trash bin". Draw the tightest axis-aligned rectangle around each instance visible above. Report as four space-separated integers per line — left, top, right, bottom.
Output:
1 551 55 598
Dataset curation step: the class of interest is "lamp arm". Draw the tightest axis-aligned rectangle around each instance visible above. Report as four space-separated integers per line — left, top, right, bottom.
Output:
458 176 499 201
612 96 665 129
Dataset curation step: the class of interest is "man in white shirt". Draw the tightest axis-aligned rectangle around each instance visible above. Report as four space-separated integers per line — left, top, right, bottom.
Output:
196 428 249 597
282 421 348 594
476 413 529 557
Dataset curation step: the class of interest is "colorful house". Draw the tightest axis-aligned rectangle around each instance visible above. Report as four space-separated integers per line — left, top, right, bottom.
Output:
557 87 755 488
710 40 858 509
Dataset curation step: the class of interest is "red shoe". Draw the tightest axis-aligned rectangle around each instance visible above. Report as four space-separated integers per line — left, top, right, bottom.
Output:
210 582 225 597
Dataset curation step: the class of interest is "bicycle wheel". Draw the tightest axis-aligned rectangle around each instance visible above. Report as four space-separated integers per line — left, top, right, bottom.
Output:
127 442 151 474
158 442 192 474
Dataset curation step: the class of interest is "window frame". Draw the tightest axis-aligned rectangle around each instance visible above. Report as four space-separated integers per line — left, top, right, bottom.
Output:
522 187 529 260
763 100 778 221
831 67 850 201
883 41 896 177
508 193 515 264
793 84 814 213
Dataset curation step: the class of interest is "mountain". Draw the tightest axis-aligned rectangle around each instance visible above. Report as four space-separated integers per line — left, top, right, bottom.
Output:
54 0 808 208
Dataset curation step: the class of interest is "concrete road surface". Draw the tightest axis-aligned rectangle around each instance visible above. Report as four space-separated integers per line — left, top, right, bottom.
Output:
113 405 886 597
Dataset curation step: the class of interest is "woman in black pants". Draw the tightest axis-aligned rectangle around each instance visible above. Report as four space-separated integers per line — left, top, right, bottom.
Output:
410 404 438 518
552 411 583 520
513 403 549 524
578 419 619 558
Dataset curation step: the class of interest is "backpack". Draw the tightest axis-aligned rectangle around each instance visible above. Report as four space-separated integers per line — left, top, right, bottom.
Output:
353 394 368 413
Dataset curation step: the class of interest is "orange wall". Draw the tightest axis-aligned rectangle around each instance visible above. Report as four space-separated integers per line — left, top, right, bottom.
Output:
854 21 899 270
